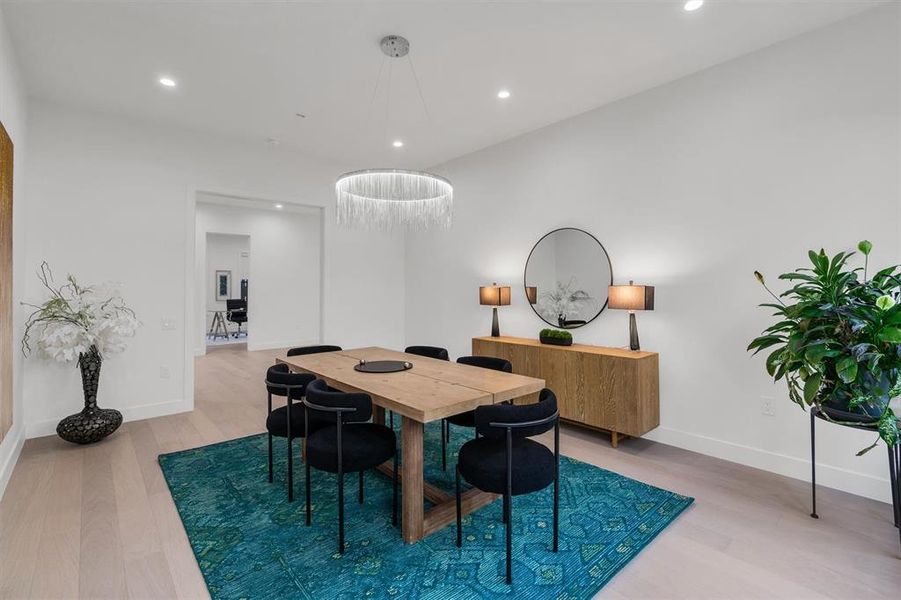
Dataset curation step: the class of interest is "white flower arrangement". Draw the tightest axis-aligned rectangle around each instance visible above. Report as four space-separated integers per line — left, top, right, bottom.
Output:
22 263 140 363
536 277 597 324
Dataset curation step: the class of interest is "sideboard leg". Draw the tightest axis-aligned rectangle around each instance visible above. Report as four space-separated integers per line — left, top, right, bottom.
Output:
810 410 818 519
611 431 619 448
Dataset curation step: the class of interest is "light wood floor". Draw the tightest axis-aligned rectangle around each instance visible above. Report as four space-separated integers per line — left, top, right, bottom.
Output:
1 346 899 599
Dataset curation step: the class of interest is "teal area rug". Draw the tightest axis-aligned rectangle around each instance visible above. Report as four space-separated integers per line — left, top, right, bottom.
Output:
159 423 692 599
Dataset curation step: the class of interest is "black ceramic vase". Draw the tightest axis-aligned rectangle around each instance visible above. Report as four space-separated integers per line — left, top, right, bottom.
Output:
56 345 123 444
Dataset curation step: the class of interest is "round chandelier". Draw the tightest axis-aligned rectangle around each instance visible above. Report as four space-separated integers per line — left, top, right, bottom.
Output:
335 35 453 231
336 169 452 231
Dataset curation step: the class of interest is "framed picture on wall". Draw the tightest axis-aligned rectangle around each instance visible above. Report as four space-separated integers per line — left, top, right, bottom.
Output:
215 270 232 301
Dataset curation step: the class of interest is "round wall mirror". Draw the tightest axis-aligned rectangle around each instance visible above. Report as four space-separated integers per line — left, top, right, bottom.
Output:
524 228 613 328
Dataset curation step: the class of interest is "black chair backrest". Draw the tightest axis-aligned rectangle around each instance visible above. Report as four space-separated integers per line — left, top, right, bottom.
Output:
304 378 372 423
226 299 246 311
266 363 315 398
287 345 343 357
456 355 512 373
405 346 449 361
475 388 558 439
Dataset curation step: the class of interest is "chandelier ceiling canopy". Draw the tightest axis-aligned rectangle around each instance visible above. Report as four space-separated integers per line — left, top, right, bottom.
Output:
335 35 453 232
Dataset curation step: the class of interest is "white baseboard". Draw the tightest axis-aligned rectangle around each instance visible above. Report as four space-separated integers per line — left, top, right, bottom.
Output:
247 338 319 352
645 426 892 504
25 397 193 440
0 423 25 501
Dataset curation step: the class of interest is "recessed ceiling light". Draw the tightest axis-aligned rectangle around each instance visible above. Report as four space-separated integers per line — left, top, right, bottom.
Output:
266 137 280 146
684 0 704 11
392 140 404 148
497 90 511 99
158 77 176 87
274 204 283 209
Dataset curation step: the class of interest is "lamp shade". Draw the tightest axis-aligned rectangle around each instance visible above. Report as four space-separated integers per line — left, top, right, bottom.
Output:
480 283 511 306
608 281 655 311
525 286 537 305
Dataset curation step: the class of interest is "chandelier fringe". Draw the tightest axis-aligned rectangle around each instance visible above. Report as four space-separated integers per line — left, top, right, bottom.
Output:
336 169 453 231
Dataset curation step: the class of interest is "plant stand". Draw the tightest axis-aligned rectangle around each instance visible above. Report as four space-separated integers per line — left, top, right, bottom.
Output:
809 407 900 548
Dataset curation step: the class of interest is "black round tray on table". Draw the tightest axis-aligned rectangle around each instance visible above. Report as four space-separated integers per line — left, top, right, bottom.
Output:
353 359 412 374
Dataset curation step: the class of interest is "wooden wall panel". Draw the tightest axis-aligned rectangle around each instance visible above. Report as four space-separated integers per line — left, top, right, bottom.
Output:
0 122 13 443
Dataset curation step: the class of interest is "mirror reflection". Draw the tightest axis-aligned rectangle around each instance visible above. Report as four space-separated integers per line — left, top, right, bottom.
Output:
524 228 613 328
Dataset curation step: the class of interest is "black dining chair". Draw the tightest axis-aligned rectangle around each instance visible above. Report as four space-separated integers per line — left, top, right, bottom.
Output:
264 363 319 501
441 355 513 470
303 378 399 554
455 388 560 584
287 344 342 357
404 345 450 361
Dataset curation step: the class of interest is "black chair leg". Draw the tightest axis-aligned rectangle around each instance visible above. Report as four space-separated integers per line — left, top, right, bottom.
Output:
441 419 447 471
553 469 559 552
359 471 364 504
392 451 399 527
305 458 312 526
287 437 294 502
337 469 345 554
455 464 462 548
505 492 512 584
502 494 509 524
267 434 273 483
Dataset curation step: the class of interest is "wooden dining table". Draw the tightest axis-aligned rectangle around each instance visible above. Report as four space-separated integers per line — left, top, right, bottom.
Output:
277 346 545 543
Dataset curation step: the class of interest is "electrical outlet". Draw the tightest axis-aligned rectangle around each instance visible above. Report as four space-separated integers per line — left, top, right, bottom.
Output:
160 366 171 379
761 396 776 416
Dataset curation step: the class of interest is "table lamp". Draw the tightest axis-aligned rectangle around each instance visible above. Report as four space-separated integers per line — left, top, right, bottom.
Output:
608 280 655 351
480 282 511 337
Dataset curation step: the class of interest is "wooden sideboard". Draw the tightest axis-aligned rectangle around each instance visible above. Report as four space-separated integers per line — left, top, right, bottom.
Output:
472 336 659 447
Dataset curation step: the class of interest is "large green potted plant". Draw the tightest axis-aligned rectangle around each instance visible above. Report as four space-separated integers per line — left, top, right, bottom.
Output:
748 241 899 454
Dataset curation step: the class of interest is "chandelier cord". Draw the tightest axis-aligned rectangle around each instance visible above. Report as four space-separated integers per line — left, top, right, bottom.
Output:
406 53 451 177
384 58 394 147
406 54 432 124
366 55 387 122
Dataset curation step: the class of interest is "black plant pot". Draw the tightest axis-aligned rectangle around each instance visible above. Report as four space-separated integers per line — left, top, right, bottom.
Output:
819 396 884 424
539 335 573 347
56 345 122 444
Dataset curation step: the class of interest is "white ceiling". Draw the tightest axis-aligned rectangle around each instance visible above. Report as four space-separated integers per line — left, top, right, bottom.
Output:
3 0 884 169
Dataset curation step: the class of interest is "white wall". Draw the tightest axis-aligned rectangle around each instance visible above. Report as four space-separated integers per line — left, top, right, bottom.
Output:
21 101 405 438
0 4 28 498
405 7 900 502
195 199 322 352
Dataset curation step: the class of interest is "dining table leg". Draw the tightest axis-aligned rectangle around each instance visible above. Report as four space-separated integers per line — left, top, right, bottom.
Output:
401 416 424 543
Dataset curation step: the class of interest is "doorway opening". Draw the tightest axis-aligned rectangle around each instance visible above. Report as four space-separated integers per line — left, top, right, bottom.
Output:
205 232 250 351
192 192 324 357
